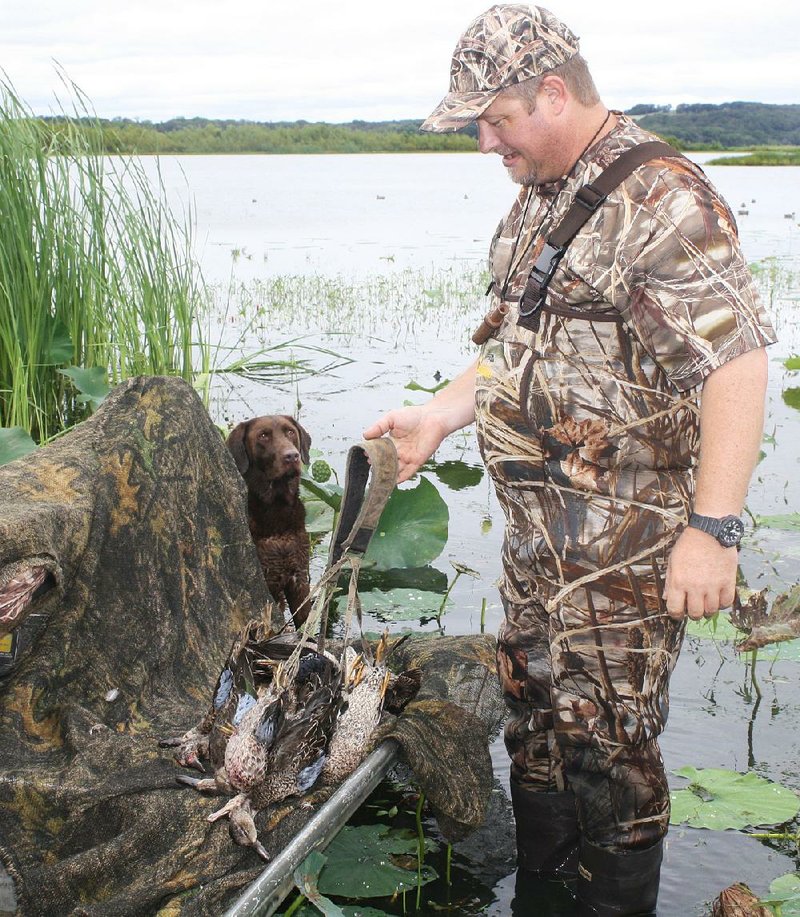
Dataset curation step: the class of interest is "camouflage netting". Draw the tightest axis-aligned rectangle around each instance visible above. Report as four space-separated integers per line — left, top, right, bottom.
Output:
0 376 504 916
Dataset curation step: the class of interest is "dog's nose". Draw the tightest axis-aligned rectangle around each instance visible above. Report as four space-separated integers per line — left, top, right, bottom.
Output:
283 449 300 466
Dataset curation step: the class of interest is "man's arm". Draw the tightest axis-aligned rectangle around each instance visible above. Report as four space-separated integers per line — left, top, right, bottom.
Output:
664 347 768 620
363 358 478 483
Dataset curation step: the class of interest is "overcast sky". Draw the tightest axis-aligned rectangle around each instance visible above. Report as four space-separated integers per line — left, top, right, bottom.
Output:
3 0 798 123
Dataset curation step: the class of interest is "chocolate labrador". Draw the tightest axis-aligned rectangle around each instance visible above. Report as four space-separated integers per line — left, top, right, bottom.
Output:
226 415 312 626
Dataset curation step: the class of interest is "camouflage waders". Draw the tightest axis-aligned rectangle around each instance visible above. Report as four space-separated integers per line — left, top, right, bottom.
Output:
476 116 776 853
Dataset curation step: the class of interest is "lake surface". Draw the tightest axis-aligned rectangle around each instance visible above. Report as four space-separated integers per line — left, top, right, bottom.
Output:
151 152 800 916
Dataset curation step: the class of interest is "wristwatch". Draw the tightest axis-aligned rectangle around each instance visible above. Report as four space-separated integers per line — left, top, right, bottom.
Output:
687 512 745 548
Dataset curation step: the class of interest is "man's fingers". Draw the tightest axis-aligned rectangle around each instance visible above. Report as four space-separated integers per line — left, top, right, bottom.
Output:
363 419 390 439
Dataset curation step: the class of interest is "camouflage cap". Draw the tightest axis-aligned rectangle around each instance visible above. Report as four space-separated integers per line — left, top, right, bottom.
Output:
422 5 579 133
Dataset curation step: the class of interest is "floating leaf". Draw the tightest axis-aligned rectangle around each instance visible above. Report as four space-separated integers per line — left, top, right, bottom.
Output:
426 459 484 491
364 477 448 570
756 513 800 532
784 356 800 371
317 825 437 899
304 499 335 536
0 427 38 466
283 907 391 917
58 366 111 410
685 612 745 642
669 767 800 830
347 588 446 622
294 851 345 917
405 379 450 394
301 476 342 513
761 873 800 917
782 387 800 411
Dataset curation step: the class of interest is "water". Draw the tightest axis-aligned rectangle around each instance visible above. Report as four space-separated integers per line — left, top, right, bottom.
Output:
154 151 800 915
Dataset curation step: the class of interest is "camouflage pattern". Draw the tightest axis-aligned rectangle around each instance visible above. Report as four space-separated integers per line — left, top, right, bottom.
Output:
476 115 776 851
422 4 579 133
0 378 506 914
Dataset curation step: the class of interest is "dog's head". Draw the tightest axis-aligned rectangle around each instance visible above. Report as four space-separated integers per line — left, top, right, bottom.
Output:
227 415 311 481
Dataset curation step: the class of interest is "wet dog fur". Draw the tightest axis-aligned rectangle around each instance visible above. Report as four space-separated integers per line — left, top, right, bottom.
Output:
227 415 312 627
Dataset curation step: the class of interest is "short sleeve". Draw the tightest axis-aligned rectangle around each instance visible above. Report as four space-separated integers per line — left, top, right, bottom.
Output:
609 162 777 391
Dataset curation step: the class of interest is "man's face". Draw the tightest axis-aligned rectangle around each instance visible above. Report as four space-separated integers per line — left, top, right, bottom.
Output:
476 93 560 187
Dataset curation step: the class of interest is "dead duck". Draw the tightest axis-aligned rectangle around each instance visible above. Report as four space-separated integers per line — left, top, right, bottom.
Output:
322 633 421 785
163 623 343 860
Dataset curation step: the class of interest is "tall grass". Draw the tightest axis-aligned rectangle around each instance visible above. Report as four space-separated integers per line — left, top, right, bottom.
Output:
0 79 208 441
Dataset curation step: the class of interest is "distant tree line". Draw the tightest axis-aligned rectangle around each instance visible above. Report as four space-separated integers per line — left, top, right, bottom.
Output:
629 102 800 148
31 102 800 154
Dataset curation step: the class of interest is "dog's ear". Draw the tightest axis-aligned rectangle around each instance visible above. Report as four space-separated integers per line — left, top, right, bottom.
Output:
287 417 311 465
226 421 251 475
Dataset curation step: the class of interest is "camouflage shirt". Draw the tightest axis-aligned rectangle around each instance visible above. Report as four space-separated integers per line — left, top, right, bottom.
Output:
488 114 776 391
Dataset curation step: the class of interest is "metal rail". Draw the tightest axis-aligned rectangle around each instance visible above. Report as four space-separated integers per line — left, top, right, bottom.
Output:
223 739 401 917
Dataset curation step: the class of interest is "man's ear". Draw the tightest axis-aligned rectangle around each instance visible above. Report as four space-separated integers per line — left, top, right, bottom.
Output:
540 74 568 115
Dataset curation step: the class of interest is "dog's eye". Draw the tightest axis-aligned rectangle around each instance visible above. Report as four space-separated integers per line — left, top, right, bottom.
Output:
284 428 296 440
258 430 271 440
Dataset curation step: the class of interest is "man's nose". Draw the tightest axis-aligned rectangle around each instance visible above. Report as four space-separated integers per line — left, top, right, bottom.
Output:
477 122 499 154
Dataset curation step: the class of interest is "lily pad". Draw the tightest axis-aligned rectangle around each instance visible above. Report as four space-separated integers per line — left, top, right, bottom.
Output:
0 427 38 466
670 767 800 830
350 588 446 622
784 356 800 371
285 907 390 917
58 366 111 410
783 388 800 412
364 477 448 570
685 612 746 642
46 321 74 364
425 459 484 491
757 513 800 532
294 851 345 916
762 872 800 917
317 824 437 899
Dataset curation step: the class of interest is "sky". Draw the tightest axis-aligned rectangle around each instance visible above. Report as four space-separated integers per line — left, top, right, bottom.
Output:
2 0 798 123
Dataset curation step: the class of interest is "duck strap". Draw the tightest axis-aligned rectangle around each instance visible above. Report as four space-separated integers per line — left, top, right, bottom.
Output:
517 140 682 331
312 438 398 653
328 438 399 566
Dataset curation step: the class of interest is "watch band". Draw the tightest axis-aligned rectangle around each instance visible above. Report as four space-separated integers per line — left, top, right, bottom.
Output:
687 512 744 547
688 513 720 537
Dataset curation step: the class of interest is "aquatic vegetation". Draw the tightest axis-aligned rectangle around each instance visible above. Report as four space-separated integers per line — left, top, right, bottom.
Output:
669 767 800 830
0 79 207 443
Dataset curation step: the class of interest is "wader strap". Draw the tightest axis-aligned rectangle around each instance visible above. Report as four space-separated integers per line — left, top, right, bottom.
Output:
517 140 682 332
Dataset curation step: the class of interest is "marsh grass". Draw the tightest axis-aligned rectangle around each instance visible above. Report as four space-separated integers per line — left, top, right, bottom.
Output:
0 79 207 441
216 263 491 353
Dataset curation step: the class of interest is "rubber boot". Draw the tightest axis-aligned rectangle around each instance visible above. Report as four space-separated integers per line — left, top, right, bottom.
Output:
510 781 580 880
576 838 663 916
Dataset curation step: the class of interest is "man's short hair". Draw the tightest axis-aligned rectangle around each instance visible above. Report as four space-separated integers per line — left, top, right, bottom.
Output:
500 53 600 110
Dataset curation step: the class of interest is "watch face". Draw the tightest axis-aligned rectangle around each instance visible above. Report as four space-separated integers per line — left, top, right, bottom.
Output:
718 516 745 547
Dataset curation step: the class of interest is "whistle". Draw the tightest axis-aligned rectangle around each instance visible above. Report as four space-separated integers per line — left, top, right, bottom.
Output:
471 302 509 345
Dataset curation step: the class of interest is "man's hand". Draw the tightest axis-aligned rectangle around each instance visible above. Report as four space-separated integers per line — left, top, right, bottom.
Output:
663 526 738 620
363 407 449 483
364 359 479 483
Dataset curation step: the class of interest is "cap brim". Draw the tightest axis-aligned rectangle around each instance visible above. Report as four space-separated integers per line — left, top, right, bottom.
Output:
420 90 497 133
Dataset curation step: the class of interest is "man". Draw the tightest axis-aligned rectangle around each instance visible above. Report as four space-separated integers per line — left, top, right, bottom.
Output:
364 5 775 916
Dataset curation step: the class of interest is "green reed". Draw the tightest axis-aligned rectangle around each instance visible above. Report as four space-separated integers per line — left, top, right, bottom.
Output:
0 80 208 442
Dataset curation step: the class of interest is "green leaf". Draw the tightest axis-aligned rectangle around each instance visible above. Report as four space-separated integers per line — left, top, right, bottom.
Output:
301 476 343 513
669 767 800 830
283 907 391 917
782 387 800 411
304 499 335 536
317 825 437 899
784 356 800 371
757 513 800 532
364 476 448 570
405 379 450 394
347 588 447 622
425 459 484 491
46 321 74 364
0 427 38 466
294 851 346 917
58 366 111 409
762 873 800 916
685 612 746 641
